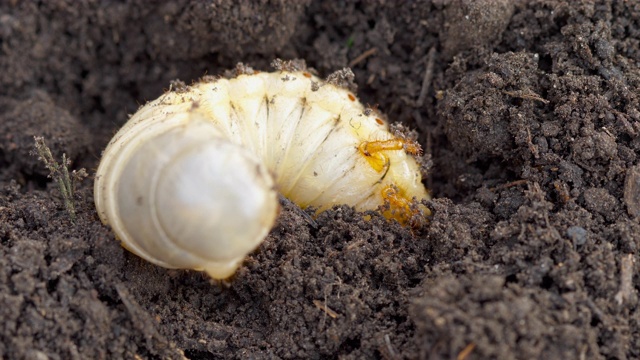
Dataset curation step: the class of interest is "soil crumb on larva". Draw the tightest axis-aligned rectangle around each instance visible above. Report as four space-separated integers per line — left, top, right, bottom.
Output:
1 1 639 359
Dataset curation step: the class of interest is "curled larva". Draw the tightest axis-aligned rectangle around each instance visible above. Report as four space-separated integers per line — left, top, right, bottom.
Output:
94 64 430 279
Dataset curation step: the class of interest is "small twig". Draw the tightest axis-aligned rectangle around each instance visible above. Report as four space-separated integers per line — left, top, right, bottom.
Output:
416 46 437 107
115 284 187 359
346 239 366 251
615 254 635 306
457 342 476 360
489 179 528 192
502 90 549 104
348 47 378 68
379 334 399 360
279 195 318 228
32 136 87 222
526 126 539 159
312 299 339 318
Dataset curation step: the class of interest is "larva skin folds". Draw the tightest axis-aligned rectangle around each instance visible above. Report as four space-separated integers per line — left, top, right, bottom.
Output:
94 69 429 279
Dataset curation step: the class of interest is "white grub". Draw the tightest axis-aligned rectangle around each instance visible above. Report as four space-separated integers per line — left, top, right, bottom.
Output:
94 64 429 279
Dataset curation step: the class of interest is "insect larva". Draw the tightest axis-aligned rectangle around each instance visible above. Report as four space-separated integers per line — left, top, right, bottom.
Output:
94 62 430 279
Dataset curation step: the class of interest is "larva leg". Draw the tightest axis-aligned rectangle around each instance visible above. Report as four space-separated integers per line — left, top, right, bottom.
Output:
358 138 422 172
380 185 426 226
356 136 428 225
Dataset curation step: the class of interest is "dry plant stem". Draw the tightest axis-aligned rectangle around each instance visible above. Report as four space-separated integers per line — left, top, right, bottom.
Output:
615 254 635 306
348 47 378 68
456 342 476 360
502 90 549 104
312 299 339 318
32 136 87 222
416 46 436 107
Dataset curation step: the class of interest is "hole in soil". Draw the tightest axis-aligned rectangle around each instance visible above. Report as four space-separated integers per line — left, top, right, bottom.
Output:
97 293 120 307
409 276 422 288
538 54 553 72
24 172 49 191
338 335 362 354
540 275 554 289
184 349 217 360
46 278 59 294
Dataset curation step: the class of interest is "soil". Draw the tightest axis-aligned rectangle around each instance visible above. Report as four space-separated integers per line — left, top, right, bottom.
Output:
0 1 639 359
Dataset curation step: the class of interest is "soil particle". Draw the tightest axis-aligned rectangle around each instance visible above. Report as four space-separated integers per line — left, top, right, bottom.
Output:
0 92 89 181
624 164 640 217
1 1 640 359
440 0 515 59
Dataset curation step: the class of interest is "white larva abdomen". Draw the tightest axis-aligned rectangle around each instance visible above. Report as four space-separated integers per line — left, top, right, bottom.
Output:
95 69 429 279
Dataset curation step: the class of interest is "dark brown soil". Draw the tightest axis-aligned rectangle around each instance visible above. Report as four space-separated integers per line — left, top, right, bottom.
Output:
1 1 639 359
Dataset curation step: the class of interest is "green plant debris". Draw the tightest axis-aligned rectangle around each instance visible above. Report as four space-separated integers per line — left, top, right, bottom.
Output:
346 35 355 49
32 136 87 222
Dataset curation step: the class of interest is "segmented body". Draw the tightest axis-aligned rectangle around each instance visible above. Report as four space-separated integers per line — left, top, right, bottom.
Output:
94 68 429 279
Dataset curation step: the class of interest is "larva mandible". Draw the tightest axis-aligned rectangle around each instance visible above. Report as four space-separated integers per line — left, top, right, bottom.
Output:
94 61 430 279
